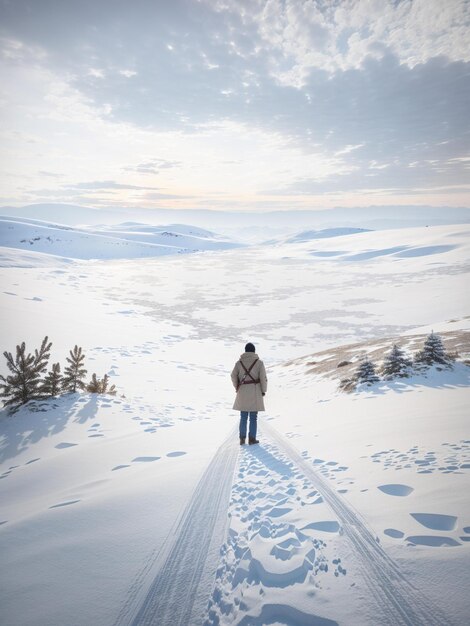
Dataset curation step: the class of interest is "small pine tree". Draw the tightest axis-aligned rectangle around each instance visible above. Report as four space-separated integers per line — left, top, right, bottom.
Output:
0 336 52 410
87 373 100 393
62 345 87 393
382 344 412 378
415 332 451 366
355 358 380 385
86 373 116 395
41 362 62 397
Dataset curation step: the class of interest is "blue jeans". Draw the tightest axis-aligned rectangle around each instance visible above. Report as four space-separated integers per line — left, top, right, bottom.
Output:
240 411 257 439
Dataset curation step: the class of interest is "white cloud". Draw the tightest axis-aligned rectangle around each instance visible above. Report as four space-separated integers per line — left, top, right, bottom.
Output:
88 68 105 78
119 69 137 78
216 0 470 85
1 0 469 208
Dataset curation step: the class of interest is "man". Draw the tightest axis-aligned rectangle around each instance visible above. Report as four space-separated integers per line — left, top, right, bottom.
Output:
231 342 268 445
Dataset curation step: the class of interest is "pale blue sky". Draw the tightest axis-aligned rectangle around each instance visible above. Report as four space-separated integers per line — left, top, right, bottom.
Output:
1 0 469 211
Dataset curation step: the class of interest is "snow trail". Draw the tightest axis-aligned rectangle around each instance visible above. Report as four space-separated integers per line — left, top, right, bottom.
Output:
113 430 238 626
114 422 454 626
263 421 453 626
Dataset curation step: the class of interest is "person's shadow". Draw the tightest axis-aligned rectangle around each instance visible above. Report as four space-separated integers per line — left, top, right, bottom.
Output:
245 443 295 478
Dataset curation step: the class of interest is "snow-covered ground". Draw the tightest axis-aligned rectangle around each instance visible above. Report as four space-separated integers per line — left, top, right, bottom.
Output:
0 222 469 625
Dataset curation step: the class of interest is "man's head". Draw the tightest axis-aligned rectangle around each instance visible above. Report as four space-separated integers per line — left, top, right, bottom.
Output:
245 342 256 353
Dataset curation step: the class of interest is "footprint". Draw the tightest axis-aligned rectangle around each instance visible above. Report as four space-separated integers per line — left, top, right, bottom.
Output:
132 456 161 462
55 442 78 449
406 535 461 547
49 500 80 509
410 513 457 531
378 484 413 496
384 528 404 539
301 521 340 533
112 465 130 471
268 506 292 518
166 451 187 458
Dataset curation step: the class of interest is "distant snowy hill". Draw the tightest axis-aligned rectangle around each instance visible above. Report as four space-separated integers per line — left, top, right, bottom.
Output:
0 216 242 263
266 227 371 245
2 203 470 242
93 221 227 241
262 223 470 264
0 203 125 225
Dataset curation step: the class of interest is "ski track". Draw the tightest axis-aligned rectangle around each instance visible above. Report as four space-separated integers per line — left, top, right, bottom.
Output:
113 429 238 626
263 421 453 626
115 422 453 626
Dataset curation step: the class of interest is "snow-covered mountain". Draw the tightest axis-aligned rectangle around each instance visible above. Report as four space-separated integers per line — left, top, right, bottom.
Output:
0 216 242 262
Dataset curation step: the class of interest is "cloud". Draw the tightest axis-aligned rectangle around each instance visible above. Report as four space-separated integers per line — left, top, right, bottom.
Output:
124 159 182 174
264 157 470 196
1 0 469 204
67 180 161 191
215 0 470 81
38 170 63 178
143 191 189 200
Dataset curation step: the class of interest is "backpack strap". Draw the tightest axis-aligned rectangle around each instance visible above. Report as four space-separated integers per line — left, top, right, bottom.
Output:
237 359 259 390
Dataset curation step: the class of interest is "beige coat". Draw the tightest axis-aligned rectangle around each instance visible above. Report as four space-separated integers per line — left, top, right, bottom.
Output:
231 352 268 412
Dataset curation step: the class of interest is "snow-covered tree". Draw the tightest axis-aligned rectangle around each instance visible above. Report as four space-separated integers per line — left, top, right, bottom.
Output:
41 362 62 397
0 336 52 410
382 344 412 378
415 332 451 366
87 373 116 395
62 345 87 393
355 358 380 385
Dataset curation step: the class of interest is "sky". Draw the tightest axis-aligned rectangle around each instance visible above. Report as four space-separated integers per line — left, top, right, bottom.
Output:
0 0 469 212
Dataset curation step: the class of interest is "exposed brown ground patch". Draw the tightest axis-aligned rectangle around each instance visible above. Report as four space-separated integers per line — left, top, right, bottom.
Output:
283 328 470 385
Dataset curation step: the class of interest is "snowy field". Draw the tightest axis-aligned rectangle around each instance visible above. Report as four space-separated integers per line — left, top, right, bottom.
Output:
0 221 469 626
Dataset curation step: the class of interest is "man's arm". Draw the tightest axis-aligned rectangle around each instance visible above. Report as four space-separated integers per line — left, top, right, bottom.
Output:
231 363 239 390
259 361 267 394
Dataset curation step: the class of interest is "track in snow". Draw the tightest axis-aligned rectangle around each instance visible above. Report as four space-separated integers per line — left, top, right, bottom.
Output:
263 421 454 626
115 422 453 626
113 430 238 626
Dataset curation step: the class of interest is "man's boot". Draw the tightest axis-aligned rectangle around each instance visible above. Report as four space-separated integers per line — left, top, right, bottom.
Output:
248 437 259 445
240 437 246 445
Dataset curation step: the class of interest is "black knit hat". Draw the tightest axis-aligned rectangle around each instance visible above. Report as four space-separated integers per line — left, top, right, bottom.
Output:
245 342 256 353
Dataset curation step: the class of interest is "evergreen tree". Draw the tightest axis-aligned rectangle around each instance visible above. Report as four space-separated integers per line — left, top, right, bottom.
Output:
86 373 101 393
415 332 451 366
62 345 87 393
0 336 52 410
86 373 116 395
41 362 62 397
355 358 380 385
382 344 412 378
